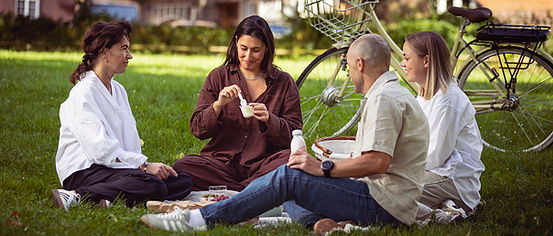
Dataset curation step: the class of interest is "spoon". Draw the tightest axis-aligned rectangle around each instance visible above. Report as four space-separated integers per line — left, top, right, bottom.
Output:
238 93 247 108
238 93 254 118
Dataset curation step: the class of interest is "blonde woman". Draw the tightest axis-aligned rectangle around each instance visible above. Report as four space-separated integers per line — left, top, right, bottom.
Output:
401 31 485 215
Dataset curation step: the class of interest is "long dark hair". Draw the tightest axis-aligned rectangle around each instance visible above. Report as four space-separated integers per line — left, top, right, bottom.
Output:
222 15 275 74
69 21 132 85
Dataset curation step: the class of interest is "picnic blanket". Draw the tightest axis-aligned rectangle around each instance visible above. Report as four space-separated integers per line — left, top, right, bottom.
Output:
146 193 471 233
146 190 239 212
146 190 291 226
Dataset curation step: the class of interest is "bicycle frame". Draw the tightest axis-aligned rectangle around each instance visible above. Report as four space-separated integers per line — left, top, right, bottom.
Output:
451 19 553 113
320 1 553 115
450 19 509 113
367 4 418 94
326 3 419 99
302 0 553 151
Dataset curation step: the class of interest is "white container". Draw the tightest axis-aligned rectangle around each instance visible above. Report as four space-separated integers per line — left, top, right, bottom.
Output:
290 129 306 153
311 138 355 161
241 105 254 118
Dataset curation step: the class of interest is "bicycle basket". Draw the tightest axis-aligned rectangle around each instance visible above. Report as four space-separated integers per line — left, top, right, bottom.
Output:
476 23 550 43
305 0 378 46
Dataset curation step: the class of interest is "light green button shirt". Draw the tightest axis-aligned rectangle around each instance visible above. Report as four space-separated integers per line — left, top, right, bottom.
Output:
353 71 429 225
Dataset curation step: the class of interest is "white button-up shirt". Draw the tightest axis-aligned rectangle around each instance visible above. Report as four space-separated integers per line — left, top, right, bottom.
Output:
416 81 485 210
55 71 147 184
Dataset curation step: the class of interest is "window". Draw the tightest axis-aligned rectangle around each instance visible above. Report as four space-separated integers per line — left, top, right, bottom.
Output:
244 2 256 16
15 0 40 19
150 3 195 25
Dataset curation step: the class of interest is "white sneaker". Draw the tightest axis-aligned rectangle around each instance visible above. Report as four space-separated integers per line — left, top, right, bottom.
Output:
51 189 80 211
141 207 206 232
98 199 112 208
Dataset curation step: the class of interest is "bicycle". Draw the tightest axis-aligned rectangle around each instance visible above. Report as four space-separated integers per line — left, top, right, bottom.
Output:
296 0 553 152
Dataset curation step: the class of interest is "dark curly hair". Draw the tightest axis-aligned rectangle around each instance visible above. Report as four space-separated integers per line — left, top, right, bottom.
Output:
69 21 132 85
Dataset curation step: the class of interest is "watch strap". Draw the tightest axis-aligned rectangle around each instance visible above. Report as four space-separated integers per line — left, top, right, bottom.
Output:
323 168 331 178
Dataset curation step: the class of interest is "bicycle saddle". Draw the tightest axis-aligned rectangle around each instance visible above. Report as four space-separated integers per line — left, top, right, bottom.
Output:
448 7 492 23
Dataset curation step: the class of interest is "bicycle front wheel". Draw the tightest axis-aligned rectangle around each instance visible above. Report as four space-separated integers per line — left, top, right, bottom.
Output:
459 46 553 152
296 48 363 144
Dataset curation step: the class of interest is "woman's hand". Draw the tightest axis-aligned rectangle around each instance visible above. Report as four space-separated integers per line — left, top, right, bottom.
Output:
145 162 178 180
287 147 323 176
249 103 270 124
213 85 241 113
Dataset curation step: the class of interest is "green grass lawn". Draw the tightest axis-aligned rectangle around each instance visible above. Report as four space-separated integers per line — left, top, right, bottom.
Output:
1 50 552 235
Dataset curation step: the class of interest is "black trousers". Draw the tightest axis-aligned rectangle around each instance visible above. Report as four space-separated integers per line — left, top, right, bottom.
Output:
63 164 193 207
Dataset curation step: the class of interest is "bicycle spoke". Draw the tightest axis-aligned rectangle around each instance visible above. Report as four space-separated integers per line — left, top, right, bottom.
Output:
300 94 321 106
333 101 361 106
519 103 553 136
524 110 553 125
521 97 553 109
509 109 535 146
460 47 553 151
303 99 324 129
342 90 357 98
511 99 553 146
518 77 551 98
518 110 543 142
306 107 330 138
297 47 360 143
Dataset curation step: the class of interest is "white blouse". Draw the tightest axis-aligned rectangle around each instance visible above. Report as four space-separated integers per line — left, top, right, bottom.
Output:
416 81 485 210
55 71 147 184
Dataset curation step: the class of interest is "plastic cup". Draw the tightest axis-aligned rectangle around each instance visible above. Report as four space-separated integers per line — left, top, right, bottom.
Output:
209 185 227 192
241 105 254 118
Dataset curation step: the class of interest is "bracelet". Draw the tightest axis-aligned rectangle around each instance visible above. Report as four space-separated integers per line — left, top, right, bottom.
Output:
139 162 148 172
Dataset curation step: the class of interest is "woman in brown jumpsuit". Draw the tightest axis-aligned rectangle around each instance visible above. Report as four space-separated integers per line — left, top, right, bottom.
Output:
173 15 302 191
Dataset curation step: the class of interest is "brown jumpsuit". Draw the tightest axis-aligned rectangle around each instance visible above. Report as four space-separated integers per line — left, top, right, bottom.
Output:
173 65 302 191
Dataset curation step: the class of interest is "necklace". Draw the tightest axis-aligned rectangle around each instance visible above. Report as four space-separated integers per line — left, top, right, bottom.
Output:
239 70 265 81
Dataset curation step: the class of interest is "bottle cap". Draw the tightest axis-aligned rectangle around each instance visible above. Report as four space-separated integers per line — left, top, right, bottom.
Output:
292 130 302 136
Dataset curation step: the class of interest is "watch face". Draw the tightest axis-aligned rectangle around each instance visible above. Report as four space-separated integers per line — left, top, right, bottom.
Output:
322 160 334 170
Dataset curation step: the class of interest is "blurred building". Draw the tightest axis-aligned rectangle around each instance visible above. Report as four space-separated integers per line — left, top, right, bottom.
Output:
0 0 76 22
0 0 297 36
436 0 478 14
6 0 550 29
477 0 553 25
0 0 295 28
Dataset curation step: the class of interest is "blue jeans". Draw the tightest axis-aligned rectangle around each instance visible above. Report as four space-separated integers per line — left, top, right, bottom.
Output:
283 201 323 229
200 165 399 227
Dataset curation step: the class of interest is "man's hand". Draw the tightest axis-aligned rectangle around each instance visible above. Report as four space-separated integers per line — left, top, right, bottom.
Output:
288 149 392 179
287 147 323 176
145 162 178 180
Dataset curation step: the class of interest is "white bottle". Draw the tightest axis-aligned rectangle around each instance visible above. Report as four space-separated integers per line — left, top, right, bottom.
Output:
290 129 306 153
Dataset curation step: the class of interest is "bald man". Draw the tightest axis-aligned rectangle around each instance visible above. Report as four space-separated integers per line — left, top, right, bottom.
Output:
141 34 430 234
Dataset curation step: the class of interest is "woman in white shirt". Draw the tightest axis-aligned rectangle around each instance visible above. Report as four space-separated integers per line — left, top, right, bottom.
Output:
51 21 192 210
401 31 485 215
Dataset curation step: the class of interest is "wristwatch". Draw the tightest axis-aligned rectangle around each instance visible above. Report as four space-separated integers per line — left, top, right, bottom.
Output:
321 160 334 178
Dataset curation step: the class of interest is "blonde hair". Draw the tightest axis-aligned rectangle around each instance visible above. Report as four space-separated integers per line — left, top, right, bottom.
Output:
405 31 452 100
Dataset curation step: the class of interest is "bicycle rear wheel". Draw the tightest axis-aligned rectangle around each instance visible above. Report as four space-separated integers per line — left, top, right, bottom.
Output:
296 48 363 145
458 46 553 152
